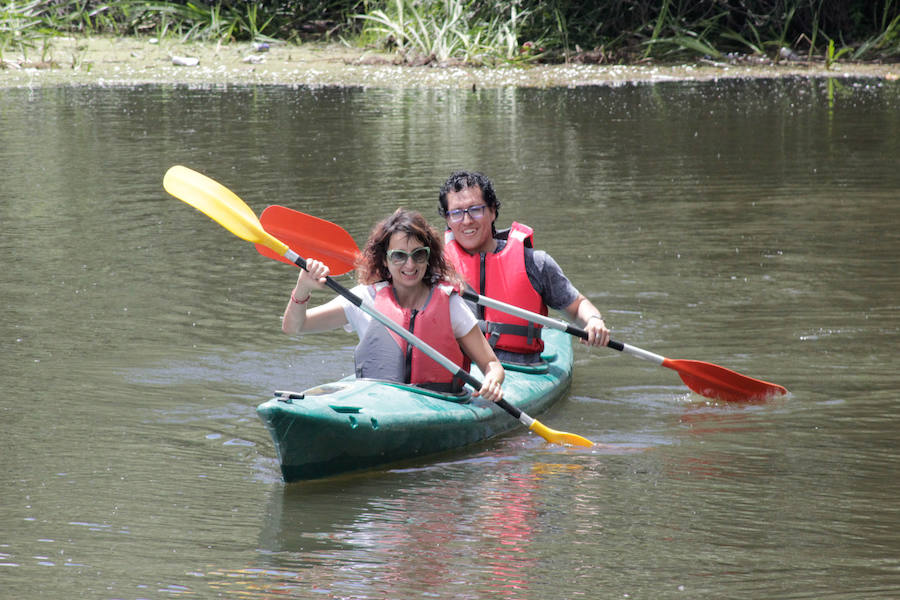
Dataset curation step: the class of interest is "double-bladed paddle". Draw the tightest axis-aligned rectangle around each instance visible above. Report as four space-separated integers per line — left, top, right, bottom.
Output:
163 166 593 448
455 290 788 403
256 205 788 403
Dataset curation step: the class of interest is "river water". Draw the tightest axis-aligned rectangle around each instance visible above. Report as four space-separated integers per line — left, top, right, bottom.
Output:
1 78 898 599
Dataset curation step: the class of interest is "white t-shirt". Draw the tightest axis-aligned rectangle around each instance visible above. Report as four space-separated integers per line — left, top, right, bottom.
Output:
337 284 478 340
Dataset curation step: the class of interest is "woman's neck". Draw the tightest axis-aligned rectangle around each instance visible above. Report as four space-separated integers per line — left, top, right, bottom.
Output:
393 282 429 309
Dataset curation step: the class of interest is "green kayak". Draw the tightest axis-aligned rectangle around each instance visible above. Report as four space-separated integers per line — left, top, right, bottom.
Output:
256 327 574 482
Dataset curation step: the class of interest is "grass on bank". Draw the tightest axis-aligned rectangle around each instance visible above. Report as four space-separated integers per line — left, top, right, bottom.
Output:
2 0 899 68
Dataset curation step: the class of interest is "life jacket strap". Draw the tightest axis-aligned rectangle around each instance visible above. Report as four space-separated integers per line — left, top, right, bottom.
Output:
480 320 543 347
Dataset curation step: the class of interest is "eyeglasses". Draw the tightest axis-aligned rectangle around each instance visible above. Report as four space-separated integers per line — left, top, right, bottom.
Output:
386 246 431 265
444 204 488 223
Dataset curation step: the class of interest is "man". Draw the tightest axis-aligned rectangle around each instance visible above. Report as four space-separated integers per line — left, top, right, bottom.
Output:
439 170 610 365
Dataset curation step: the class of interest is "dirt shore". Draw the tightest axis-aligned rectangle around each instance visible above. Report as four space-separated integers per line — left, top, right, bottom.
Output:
2 35 898 89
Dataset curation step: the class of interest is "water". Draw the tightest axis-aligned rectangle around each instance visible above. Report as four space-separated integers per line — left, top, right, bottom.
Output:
1 78 898 599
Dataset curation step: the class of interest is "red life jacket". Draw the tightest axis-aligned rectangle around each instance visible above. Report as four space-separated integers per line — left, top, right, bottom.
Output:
354 282 468 393
444 222 547 354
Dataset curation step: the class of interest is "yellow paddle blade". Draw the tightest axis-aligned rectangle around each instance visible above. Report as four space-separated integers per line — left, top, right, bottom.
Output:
529 420 594 447
163 165 289 256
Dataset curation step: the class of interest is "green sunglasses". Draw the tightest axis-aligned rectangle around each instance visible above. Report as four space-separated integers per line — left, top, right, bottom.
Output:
386 246 431 265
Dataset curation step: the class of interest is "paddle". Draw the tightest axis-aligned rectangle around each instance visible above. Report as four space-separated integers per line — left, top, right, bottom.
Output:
163 166 593 448
256 205 359 273
458 290 788 403
256 205 788 403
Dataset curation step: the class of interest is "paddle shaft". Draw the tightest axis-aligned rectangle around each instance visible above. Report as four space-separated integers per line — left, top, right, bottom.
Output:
460 289 637 355
289 252 532 426
462 288 769 368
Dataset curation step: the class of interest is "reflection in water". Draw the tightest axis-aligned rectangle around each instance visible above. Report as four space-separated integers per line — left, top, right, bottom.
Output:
242 458 586 598
1 79 898 598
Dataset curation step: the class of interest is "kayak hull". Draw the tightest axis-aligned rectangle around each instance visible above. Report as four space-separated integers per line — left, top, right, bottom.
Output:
256 328 574 482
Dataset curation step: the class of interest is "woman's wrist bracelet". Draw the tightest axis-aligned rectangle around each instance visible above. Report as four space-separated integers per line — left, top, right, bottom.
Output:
588 314 603 322
291 290 311 305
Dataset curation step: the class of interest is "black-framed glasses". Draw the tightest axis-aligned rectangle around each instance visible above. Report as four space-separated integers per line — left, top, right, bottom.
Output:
444 204 488 223
386 246 431 265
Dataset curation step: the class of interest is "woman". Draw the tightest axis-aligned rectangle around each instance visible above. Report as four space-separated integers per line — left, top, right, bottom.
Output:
282 208 504 402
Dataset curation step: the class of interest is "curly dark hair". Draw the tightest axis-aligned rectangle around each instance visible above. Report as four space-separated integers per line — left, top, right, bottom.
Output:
356 208 462 288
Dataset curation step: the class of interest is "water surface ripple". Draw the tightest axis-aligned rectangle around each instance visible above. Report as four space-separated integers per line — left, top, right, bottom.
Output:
1 78 898 598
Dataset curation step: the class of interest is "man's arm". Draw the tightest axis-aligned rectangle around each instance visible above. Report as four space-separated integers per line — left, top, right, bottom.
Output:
527 248 609 347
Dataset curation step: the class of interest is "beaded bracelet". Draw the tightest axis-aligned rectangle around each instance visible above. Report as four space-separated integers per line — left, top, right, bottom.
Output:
291 291 311 305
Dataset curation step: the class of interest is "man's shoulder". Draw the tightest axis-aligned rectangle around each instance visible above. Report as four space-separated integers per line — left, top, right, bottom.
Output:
524 247 557 270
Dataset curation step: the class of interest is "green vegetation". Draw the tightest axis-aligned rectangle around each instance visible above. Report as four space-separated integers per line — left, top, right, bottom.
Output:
2 0 899 67
353 0 545 64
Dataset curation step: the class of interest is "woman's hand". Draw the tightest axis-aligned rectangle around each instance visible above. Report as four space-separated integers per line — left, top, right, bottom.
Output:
283 259 331 335
457 327 505 403
294 259 330 297
472 361 504 403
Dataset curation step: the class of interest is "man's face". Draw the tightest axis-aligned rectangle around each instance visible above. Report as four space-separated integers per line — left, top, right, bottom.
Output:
444 186 496 254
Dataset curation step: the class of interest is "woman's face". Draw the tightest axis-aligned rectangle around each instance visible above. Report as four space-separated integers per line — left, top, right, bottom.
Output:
384 233 430 290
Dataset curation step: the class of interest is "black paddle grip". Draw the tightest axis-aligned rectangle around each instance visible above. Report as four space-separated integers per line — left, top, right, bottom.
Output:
496 399 522 419
323 277 362 307
291 252 363 309
566 324 589 340
458 370 482 391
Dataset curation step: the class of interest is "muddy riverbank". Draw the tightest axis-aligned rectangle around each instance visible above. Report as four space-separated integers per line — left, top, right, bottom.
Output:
2 35 898 89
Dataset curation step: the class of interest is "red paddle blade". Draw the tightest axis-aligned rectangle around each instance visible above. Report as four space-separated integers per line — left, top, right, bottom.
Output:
257 205 360 275
663 359 787 403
